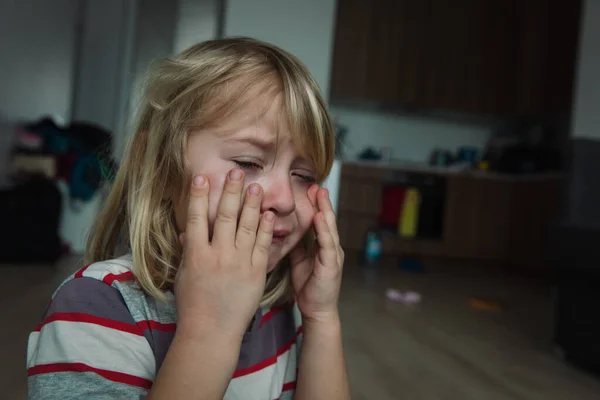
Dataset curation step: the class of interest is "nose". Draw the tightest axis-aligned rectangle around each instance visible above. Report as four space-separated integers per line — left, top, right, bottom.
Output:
260 173 296 216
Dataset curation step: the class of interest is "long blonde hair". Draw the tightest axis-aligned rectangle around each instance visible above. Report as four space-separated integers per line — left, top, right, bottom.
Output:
85 37 335 306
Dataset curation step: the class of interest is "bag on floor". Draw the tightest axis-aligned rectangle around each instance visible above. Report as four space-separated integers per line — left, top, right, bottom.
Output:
0 178 62 263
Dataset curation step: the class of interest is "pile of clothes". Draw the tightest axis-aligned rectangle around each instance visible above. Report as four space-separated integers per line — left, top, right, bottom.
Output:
0 117 117 263
11 117 117 203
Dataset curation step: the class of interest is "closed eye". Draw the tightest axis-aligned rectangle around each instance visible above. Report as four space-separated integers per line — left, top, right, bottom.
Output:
234 160 262 170
293 172 317 184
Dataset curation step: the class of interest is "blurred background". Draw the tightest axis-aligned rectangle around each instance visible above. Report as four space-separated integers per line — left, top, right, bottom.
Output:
2 0 600 398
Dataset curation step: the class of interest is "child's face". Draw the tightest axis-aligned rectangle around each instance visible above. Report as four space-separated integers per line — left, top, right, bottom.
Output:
175 97 318 272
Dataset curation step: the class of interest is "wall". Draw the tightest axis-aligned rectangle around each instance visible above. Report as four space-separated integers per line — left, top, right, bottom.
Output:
72 0 136 137
223 0 337 96
571 0 600 140
330 107 492 162
174 0 220 53
0 0 79 124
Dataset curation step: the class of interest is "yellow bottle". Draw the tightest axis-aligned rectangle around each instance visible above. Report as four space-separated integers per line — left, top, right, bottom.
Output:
399 188 421 238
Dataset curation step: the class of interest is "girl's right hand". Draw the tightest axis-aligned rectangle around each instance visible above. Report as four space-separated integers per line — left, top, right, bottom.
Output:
174 168 274 341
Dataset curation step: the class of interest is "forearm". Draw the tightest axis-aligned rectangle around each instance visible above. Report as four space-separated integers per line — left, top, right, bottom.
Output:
148 330 241 399
295 315 350 400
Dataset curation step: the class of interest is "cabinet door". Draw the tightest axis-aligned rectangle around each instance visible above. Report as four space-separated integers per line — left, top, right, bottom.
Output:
330 0 374 101
330 0 580 115
444 175 512 260
514 0 581 114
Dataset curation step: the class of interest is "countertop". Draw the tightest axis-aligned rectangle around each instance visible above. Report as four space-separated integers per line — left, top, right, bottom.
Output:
341 158 565 182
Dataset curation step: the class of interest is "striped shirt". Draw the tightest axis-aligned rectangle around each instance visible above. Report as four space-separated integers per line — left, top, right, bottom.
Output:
27 255 303 399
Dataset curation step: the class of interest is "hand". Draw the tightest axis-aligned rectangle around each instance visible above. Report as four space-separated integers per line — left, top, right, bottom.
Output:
289 185 344 324
175 169 275 341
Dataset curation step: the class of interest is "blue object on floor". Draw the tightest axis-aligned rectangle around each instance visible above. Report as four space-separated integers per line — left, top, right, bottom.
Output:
399 258 424 273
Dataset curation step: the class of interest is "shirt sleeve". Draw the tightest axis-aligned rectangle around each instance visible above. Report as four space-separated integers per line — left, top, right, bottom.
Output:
27 277 156 399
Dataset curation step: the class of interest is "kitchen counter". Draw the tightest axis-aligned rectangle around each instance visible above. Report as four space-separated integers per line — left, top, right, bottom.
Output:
337 160 564 268
341 159 565 182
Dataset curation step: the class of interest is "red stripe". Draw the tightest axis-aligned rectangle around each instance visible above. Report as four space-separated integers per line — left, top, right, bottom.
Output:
74 265 90 279
232 332 299 378
102 271 135 285
34 312 143 336
259 309 275 327
28 362 152 389
296 325 302 335
136 320 177 332
274 381 297 399
259 305 288 327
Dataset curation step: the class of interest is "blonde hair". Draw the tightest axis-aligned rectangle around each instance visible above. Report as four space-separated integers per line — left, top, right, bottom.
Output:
85 37 335 306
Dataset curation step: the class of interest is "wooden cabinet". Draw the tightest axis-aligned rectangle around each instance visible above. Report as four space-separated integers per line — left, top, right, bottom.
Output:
337 162 563 268
330 0 581 115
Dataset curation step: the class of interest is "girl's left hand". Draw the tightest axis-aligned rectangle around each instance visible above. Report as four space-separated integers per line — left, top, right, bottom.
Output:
289 185 344 324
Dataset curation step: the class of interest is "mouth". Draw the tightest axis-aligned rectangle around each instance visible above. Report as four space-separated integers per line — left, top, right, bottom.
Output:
272 229 290 244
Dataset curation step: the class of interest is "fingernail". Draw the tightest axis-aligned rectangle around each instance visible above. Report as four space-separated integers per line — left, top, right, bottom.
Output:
320 188 329 197
229 169 243 181
249 185 260 196
193 175 205 187
264 212 274 222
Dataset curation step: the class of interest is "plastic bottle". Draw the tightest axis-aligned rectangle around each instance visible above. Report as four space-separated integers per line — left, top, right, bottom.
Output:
363 229 382 266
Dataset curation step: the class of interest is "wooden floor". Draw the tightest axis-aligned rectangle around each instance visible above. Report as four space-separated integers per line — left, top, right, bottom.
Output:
2 255 600 399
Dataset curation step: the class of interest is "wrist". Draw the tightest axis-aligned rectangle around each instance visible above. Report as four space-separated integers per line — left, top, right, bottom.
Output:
302 312 342 336
175 322 245 348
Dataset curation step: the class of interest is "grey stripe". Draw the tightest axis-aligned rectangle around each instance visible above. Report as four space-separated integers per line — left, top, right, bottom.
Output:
236 305 296 372
28 371 148 399
47 277 138 327
144 329 175 372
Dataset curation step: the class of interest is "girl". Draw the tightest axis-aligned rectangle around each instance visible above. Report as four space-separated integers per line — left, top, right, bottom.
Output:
26 37 349 399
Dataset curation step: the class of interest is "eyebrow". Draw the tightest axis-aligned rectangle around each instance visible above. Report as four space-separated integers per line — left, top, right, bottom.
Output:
223 136 276 151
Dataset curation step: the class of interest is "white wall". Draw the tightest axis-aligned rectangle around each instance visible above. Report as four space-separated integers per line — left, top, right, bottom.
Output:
174 0 219 53
223 0 337 97
571 0 599 139
0 0 79 124
330 106 492 162
72 0 135 135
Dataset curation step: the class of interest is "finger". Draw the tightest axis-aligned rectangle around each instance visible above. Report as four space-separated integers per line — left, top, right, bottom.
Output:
307 184 319 211
314 212 337 267
212 169 245 247
236 184 263 251
251 211 274 270
317 188 340 250
185 174 210 248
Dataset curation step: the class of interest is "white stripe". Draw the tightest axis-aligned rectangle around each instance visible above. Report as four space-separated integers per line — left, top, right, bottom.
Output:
226 343 296 400
281 342 297 386
27 331 41 367
27 320 155 380
83 257 133 282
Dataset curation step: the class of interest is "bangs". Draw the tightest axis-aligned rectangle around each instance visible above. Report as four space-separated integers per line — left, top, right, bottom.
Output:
281 76 334 183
